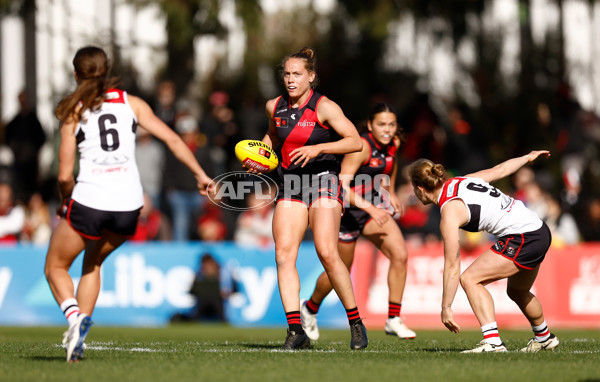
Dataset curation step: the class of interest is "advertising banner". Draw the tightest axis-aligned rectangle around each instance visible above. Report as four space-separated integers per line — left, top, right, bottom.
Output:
351 241 600 329
0 242 599 329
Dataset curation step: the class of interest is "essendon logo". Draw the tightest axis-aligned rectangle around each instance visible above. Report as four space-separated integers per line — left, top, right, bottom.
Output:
275 117 288 128
258 148 271 159
369 158 382 167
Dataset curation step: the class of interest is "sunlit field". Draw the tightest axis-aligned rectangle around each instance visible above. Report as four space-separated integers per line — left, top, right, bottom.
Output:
0 324 598 382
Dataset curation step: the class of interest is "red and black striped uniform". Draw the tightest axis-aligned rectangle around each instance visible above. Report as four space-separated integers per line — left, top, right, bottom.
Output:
273 89 341 175
349 132 397 197
273 90 343 207
339 133 398 242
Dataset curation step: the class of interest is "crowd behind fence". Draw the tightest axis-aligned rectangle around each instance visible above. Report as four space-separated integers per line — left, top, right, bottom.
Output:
1 84 599 246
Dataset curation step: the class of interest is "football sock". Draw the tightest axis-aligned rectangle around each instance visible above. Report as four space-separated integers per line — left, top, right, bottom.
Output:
305 298 320 314
346 307 361 326
388 302 402 319
286 311 303 334
532 321 551 342
481 321 503 346
60 298 80 326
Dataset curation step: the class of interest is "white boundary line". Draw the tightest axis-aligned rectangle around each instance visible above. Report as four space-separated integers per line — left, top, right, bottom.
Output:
53 341 600 354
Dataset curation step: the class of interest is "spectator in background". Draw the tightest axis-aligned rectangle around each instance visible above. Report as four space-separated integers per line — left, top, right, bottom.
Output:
170 253 227 322
5 90 46 200
444 105 488 175
0 182 25 242
579 197 600 242
396 179 441 247
234 190 275 248
0 145 14 187
130 193 171 242
544 195 580 247
399 92 445 164
21 192 52 244
197 202 227 242
164 114 213 241
153 80 177 129
188 253 226 321
511 167 535 203
238 92 268 141
521 181 548 220
199 91 239 174
135 127 165 208
554 84 600 208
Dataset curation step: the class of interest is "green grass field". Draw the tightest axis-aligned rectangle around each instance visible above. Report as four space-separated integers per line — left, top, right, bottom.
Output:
0 325 598 382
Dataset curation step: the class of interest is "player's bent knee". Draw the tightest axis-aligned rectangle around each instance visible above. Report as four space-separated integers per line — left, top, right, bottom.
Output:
459 273 467 288
317 248 337 261
316 247 339 266
506 286 531 303
459 273 475 289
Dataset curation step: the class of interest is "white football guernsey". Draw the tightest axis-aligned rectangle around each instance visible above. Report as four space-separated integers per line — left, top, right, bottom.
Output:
438 177 542 237
71 89 144 211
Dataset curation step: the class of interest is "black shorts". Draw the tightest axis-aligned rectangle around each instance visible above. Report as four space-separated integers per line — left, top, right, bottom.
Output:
338 208 371 242
64 198 141 240
338 190 395 242
491 222 552 269
275 170 344 209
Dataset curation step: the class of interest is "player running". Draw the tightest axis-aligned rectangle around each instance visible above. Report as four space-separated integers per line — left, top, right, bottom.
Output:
301 103 416 341
261 47 367 350
45 46 213 362
409 150 559 352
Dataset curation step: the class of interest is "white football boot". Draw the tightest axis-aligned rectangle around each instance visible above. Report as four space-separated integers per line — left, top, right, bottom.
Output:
461 340 507 353
300 301 320 341
384 317 416 339
520 334 559 352
63 314 94 362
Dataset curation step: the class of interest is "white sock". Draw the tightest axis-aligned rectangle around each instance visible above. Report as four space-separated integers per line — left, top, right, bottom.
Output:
481 321 503 346
532 321 551 342
60 298 80 326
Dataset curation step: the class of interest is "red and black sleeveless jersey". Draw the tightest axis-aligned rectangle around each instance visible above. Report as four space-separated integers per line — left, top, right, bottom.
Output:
349 132 397 195
273 89 341 174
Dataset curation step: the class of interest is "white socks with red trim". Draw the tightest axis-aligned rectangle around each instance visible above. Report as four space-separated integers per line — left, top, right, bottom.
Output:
532 321 551 342
481 321 503 346
60 298 80 326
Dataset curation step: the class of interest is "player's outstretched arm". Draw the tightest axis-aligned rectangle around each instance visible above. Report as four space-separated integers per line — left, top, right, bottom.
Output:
129 95 214 195
439 200 468 334
466 150 550 184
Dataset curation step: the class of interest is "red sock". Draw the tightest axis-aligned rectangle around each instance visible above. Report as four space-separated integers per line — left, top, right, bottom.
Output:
388 302 402 319
346 307 360 326
305 299 320 314
286 311 303 333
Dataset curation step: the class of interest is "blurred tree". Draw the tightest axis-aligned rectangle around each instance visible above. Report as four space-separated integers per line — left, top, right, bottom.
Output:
127 0 225 94
1 0 585 169
0 0 22 15
320 0 402 123
0 0 36 112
